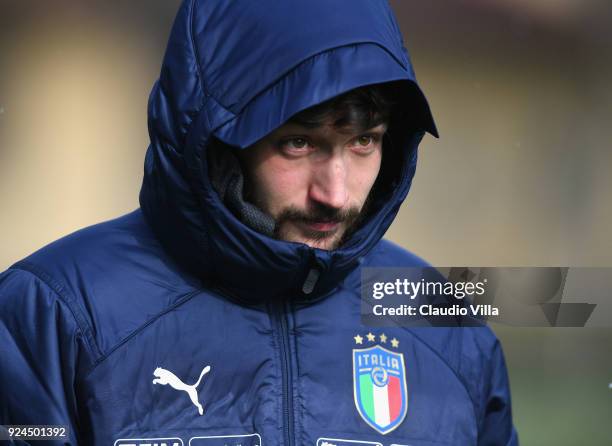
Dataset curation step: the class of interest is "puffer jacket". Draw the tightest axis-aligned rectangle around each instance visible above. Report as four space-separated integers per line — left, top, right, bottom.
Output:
0 1 517 445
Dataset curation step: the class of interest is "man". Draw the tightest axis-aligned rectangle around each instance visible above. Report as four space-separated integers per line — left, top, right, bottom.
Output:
0 1 517 445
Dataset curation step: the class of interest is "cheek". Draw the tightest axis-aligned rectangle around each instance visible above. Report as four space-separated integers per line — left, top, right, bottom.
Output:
251 161 308 214
349 153 382 203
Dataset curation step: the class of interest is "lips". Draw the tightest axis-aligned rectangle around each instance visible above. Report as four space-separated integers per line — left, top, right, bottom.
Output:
304 221 340 232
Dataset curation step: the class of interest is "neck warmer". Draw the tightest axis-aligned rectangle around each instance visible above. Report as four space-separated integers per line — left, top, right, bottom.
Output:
207 139 276 237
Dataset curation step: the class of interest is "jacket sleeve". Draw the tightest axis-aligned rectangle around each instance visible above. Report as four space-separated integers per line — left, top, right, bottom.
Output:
0 267 91 445
478 339 519 446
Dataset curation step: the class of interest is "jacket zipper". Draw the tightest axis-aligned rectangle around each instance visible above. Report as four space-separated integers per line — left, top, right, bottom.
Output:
273 261 322 445
273 302 295 446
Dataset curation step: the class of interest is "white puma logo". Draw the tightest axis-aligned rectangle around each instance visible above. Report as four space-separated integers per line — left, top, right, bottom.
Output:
152 365 211 415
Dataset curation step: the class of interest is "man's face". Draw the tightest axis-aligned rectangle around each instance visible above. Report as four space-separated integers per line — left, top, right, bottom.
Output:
240 118 387 250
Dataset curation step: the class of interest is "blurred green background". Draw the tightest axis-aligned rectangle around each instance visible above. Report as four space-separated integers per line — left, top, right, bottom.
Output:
0 1 610 443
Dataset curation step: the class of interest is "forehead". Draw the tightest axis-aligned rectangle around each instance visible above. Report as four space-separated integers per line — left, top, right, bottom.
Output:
267 119 388 139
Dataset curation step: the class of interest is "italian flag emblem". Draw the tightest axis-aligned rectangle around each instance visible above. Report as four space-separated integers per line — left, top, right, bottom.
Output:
353 342 408 434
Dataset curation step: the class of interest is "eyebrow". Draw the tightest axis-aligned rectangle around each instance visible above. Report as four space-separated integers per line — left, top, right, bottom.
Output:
276 122 388 135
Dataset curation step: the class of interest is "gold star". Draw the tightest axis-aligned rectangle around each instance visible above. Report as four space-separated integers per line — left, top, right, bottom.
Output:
366 332 376 342
354 334 364 345
391 338 400 348
380 333 387 343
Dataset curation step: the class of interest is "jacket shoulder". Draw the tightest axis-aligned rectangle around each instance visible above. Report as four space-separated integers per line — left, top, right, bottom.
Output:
365 238 431 267
7 209 199 359
361 239 509 427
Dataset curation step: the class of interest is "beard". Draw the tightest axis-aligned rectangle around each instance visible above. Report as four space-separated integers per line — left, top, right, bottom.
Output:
273 201 363 250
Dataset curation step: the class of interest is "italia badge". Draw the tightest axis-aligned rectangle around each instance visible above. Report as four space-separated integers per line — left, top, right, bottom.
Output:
352 333 407 434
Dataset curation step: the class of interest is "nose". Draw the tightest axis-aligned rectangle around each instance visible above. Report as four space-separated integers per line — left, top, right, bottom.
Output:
308 156 349 209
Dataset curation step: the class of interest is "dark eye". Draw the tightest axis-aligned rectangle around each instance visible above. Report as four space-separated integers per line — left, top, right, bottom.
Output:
278 137 314 156
357 135 374 146
286 138 308 149
353 134 382 152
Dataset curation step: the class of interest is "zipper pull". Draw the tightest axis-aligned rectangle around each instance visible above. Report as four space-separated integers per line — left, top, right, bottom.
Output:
302 268 321 294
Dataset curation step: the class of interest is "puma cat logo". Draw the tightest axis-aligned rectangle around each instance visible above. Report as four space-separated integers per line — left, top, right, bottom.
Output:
152 365 211 415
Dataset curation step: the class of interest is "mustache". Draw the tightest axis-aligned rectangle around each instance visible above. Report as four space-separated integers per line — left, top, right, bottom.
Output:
275 203 361 227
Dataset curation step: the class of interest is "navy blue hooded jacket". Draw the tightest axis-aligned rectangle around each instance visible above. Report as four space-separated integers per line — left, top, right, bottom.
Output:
0 1 517 445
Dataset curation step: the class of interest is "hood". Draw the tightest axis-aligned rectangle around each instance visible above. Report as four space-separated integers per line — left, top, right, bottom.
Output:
140 0 437 302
